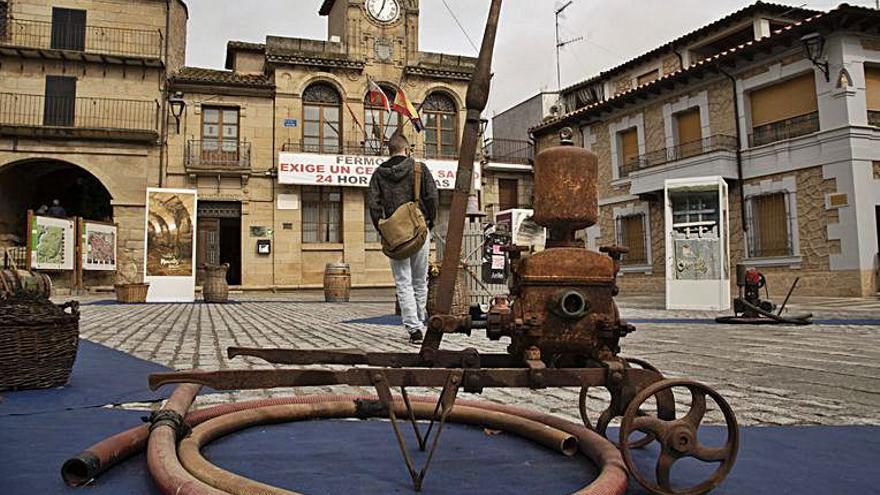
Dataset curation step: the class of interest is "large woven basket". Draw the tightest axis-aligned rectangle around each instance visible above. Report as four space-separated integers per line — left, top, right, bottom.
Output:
426 262 470 317
114 283 150 303
0 294 80 391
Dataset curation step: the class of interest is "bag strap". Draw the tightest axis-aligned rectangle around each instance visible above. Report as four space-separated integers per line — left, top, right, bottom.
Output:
413 161 422 202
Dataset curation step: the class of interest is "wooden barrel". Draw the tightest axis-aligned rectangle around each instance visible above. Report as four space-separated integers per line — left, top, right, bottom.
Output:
202 263 230 303
0 270 52 300
324 263 351 302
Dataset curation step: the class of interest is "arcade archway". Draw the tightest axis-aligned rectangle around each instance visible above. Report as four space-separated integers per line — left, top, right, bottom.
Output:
0 159 113 269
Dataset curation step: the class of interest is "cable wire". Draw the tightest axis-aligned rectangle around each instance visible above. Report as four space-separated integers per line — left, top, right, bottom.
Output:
440 0 480 54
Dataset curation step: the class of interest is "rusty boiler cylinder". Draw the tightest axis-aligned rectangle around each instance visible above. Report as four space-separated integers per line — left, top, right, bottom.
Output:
532 128 598 234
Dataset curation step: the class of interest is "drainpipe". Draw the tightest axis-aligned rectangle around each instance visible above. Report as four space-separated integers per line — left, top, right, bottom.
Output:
719 67 747 233
158 0 172 188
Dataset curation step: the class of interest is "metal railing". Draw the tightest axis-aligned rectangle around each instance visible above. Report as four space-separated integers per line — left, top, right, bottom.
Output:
749 112 820 147
869 110 880 128
186 140 251 170
619 134 737 178
0 93 159 132
483 138 534 165
0 18 162 59
281 141 460 161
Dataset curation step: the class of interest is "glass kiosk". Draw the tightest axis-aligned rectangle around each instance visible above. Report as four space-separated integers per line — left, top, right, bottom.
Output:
664 177 730 310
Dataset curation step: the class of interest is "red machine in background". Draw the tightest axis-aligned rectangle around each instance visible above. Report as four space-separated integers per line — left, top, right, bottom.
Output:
716 265 812 325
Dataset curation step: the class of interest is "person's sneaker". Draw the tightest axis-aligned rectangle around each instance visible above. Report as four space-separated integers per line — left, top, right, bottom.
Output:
408 330 423 344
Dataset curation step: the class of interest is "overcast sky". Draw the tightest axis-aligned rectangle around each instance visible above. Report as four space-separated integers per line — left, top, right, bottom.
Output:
183 0 878 117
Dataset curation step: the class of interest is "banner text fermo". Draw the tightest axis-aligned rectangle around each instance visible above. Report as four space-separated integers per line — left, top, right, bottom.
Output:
277 152 481 191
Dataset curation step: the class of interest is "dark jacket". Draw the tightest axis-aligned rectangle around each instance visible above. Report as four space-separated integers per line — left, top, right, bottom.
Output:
368 155 439 230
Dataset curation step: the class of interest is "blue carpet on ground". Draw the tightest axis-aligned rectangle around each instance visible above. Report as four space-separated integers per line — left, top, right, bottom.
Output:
1 406 878 495
345 314 880 327
0 340 169 416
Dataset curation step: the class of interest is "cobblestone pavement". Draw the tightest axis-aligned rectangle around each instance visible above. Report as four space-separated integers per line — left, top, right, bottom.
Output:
75 292 880 428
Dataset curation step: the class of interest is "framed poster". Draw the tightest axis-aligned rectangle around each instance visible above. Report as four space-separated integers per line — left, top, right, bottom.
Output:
29 214 75 271
144 188 197 302
81 221 117 271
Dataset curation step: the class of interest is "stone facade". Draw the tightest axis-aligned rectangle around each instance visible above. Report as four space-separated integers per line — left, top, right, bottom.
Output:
533 5 880 298
0 0 182 287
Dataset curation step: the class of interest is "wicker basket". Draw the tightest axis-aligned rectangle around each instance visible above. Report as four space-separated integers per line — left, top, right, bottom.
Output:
114 283 150 303
426 262 470 317
0 294 80 391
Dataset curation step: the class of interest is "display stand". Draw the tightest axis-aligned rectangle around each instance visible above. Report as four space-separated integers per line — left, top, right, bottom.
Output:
664 177 730 310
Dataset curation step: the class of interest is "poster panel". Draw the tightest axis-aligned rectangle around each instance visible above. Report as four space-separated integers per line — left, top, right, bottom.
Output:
30 215 75 271
144 188 197 303
81 221 117 271
278 152 481 191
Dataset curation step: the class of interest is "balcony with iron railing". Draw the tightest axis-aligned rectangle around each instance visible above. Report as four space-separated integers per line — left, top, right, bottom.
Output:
619 134 738 178
482 138 534 165
0 93 159 141
748 112 820 148
281 141 460 161
0 18 163 63
185 140 252 174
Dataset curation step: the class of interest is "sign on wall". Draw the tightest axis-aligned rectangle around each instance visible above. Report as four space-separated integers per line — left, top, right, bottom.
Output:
81 221 117 271
144 188 198 303
278 152 481 191
29 215 76 271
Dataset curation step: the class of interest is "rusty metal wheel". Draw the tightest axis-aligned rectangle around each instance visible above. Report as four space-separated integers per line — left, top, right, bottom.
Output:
578 358 671 449
619 378 739 495
578 357 675 449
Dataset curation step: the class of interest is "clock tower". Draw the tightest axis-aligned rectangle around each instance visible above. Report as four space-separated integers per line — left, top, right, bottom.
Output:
319 0 420 66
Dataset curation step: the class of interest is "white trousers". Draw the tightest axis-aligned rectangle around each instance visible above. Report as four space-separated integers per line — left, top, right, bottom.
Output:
389 233 430 334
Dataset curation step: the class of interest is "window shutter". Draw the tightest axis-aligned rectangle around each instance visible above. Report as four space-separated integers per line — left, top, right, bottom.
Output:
498 179 519 211
749 73 818 128
866 66 880 112
621 214 647 264
676 108 702 145
753 193 790 257
619 128 639 165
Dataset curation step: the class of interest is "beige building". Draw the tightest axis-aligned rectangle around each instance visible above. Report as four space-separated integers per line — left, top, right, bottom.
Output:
1 0 529 290
532 3 880 297
0 0 187 287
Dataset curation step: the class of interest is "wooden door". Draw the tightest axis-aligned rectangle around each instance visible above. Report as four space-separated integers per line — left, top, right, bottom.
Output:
44 76 76 127
498 179 519 211
51 7 86 51
196 218 220 284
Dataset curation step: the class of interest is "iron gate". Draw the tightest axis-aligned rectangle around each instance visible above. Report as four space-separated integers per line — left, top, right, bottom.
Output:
435 221 508 307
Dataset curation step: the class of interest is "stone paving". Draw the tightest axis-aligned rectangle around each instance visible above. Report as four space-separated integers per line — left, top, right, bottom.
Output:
74 291 880 428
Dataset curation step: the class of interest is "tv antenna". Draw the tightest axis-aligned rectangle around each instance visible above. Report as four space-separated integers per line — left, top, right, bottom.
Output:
555 1 583 92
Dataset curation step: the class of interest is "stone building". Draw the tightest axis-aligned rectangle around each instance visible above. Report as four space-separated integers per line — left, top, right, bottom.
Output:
531 3 880 297
1 0 526 290
0 0 187 286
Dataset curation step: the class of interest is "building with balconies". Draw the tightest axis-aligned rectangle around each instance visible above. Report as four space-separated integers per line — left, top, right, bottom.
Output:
532 2 880 297
0 0 187 287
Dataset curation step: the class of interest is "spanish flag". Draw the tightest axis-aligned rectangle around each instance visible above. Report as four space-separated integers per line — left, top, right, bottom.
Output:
393 88 424 133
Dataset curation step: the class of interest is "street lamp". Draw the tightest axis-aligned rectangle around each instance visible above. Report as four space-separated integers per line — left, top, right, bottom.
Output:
168 91 186 134
800 33 830 82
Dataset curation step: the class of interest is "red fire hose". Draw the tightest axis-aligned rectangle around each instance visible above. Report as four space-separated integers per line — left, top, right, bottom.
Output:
63 386 628 495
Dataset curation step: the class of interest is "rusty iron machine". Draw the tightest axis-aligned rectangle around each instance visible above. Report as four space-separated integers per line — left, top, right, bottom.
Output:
148 2 740 493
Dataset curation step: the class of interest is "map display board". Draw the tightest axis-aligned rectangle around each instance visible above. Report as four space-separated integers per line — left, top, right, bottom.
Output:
144 188 197 303
82 221 117 271
29 215 75 271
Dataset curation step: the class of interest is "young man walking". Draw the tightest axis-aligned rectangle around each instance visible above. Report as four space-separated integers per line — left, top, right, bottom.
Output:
368 133 439 344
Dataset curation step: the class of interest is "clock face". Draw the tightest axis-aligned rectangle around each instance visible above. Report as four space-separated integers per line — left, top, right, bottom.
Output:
366 0 400 23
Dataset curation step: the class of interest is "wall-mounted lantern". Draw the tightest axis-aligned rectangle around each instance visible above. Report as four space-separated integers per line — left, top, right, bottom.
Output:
168 91 186 134
800 33 830 82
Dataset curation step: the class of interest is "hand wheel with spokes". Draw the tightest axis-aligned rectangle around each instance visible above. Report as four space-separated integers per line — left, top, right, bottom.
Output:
619 378 739 495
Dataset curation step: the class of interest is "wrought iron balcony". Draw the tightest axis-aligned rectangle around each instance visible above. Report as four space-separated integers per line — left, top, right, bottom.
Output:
0 18 162 62
186 140 251 172
0 93 159 140
281 141 460 161
483 138 534 165
619 134 738 178
748 112 820 147
869 110 880 128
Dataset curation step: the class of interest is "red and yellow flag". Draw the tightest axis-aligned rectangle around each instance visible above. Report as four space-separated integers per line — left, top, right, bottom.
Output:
392 88 424 133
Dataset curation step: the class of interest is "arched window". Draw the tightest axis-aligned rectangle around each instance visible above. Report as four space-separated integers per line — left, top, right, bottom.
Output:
423 92 458 158
302 82 342 153
364 84 400 155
